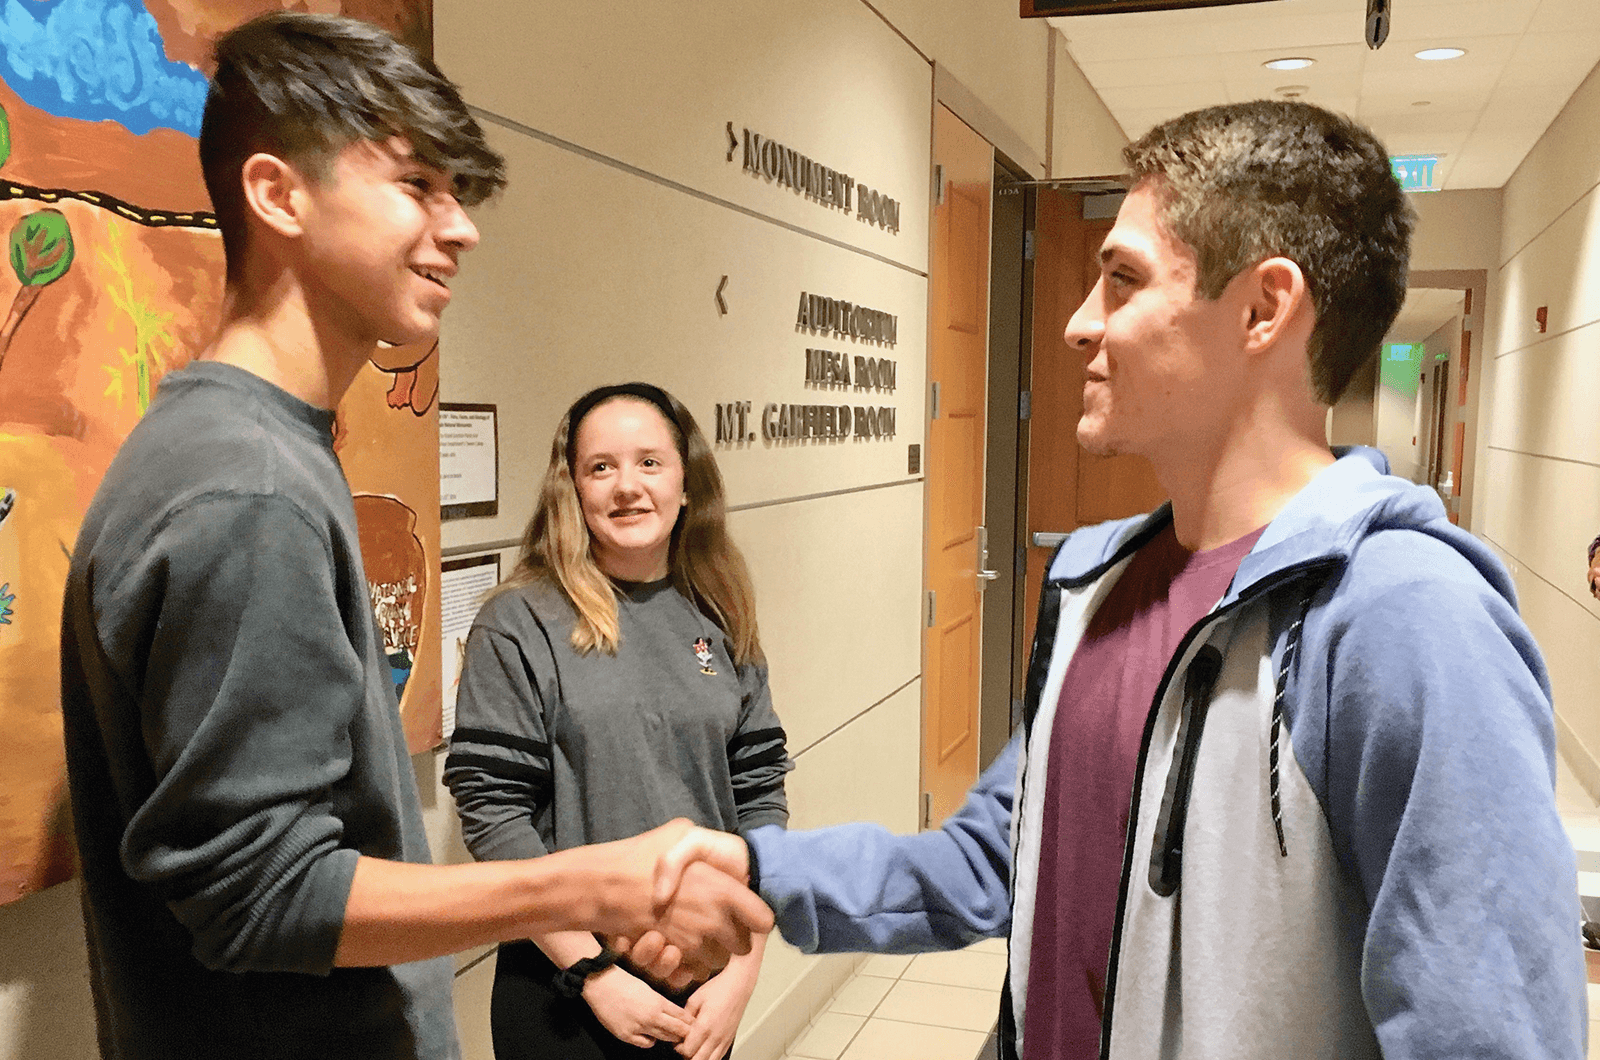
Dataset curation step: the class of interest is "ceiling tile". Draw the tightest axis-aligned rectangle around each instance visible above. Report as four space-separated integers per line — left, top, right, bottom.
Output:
1359 106 1481 136
1385 1 1538 43
1097 81 1231 112
1496 32 1600 87
1441 155 1516 190
1525 0 1600 35
1381 129 1467 158
1360 32 1519 74
1062 0 1598 194
1077 54 1236 91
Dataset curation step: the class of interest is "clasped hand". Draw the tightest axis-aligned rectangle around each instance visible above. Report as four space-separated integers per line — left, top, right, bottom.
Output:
600 820 763 989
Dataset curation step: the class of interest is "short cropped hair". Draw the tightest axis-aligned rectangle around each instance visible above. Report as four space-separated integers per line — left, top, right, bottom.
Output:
199 12 506 278
1124 101 1414 405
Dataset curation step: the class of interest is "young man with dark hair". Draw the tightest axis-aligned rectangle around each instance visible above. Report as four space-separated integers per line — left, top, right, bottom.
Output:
61 13 768 1060
653 101 1584 1058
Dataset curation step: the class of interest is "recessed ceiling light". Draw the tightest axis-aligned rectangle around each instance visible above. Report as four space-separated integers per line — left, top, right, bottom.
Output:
1263 57 1315 71
1274 84 1311 99
1415 47 1466 61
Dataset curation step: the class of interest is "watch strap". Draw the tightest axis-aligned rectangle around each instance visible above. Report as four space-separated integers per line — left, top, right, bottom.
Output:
552 945 623 999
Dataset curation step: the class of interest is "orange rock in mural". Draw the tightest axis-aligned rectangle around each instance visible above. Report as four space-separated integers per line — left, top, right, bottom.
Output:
0 0 441 906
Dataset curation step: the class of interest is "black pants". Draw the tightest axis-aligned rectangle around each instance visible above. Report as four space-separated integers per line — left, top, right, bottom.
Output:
490 941 730 1060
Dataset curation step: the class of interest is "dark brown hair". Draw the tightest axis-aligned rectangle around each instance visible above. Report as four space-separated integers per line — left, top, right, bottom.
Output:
1124 101 1414 404
199 11 506 279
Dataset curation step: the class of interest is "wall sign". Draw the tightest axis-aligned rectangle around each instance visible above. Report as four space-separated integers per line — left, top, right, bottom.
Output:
716 289 900 448
729 122 901 234
440 402 498 519
440 552 501 739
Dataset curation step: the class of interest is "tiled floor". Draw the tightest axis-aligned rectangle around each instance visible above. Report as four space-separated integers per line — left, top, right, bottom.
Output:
1555 754 1600 1056
780 939 1007 1060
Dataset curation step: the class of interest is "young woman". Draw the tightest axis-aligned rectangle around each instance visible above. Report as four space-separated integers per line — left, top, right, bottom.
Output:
446 383 789 1060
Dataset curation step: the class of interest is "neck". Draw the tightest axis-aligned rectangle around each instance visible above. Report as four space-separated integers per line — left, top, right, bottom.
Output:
200 271 374 410
598 549 671 584
1154 393 1333 552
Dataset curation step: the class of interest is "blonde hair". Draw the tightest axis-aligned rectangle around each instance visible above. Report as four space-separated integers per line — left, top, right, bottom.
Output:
505 386 763 665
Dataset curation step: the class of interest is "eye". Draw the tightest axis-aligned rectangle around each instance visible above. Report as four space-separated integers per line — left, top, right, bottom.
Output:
590 460 610 474
642 457 660 468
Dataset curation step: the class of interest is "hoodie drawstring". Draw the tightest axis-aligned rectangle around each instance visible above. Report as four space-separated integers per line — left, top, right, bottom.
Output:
1269 605 1309 859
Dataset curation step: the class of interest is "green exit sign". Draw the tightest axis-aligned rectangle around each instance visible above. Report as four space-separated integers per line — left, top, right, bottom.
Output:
1391 155 1440 193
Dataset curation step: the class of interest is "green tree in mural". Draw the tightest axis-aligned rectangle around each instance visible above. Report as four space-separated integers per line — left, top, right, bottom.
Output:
0 209 74 373
0 103 12 169
99 223 178 414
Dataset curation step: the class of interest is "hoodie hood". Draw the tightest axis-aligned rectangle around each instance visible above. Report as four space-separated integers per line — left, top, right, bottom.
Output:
1047 446 1516 612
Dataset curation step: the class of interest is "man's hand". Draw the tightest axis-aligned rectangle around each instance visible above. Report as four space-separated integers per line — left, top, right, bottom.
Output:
581 965 692 1049
619 825 757 985
594 820 770 985
652 825 752 906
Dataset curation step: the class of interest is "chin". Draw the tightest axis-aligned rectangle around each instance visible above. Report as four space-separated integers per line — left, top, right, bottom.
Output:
1077 419 1120 458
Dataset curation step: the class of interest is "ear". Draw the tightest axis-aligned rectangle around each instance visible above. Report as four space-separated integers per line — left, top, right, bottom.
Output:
1240 256 1312 357
239 152 308 241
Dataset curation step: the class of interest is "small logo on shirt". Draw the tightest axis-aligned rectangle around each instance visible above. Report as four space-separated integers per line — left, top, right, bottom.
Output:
693 637 718 675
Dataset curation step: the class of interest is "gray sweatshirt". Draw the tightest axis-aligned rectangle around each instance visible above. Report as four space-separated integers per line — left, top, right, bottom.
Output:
61 362 456 1060
444 578 789 864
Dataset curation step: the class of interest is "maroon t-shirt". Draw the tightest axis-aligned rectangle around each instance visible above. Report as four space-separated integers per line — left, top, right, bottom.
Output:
1023 522 1263 1058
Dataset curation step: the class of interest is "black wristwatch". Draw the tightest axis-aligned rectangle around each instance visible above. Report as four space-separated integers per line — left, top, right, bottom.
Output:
552 945 624 998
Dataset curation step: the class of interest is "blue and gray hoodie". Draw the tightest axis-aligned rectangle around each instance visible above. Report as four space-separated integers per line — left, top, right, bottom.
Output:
747 448 1585 1059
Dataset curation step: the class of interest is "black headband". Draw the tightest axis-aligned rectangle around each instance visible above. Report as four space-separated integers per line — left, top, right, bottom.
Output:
564 383 683 468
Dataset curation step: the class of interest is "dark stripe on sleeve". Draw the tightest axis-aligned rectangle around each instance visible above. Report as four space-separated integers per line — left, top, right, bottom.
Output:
451 726 550 759
728 727 786 754
444 751 553 788
732 746 789 771
734 777 786 801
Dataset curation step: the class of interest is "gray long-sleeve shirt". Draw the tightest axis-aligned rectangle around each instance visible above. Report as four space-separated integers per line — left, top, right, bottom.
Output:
60 362 455 1060
444 578 789 864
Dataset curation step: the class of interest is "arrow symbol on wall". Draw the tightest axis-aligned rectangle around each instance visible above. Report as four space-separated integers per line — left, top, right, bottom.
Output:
726 122 738 162
716 275 729 315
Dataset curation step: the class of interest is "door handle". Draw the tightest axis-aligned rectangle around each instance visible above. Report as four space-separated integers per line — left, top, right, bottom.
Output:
977 525 1000 582
1031 531 1069 549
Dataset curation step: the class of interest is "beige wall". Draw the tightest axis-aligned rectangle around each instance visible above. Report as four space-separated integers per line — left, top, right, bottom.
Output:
1410 189 1503 273
873 0 1052 168
1049 31 1128 179
0 2 1132 1057
1477 55 1600 793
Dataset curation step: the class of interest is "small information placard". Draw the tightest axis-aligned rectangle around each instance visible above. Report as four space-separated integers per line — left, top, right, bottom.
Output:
440 403 498 519
440 553 502 738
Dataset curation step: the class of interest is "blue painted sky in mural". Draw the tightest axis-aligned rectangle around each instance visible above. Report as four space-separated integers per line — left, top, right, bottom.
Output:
0 0 208 137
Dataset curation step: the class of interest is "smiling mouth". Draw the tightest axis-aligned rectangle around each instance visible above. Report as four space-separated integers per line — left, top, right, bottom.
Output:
610 508 651 519
411 266 450 291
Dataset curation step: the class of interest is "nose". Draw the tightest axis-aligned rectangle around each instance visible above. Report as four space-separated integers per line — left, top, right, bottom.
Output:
1064 276 1105 358
438 197 481 254
613 464 643 499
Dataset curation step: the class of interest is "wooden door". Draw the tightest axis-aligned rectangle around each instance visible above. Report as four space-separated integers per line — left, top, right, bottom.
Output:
1023 188 1164 649
923 105 993 827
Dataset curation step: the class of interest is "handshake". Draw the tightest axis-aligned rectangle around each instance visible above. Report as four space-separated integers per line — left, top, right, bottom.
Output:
583 819 766 988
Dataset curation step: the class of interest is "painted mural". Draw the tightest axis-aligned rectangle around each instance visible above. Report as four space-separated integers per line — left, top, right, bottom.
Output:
0 0 441 906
